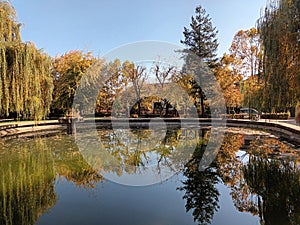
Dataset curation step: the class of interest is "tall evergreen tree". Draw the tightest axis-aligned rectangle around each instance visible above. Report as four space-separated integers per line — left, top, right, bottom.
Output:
181 5 219 67
180 5 219 117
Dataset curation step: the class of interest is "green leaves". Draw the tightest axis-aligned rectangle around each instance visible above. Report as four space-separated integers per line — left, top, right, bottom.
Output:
0 2 53 120
258 0 300 112
181 5 219 67
0 43 53 120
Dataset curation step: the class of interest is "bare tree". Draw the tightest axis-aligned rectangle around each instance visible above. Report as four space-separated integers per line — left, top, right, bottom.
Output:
122 61 148 116
152 62 177 116
153 62 175 89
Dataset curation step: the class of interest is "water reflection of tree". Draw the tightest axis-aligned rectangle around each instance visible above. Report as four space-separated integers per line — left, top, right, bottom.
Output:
5 130 299 225
216 135 300 225
244 157 300 225
242 138 300 225
51 135 103 188
178 130 300 225
0 135 103 225
178 129 220 225
215 133 259 215
97 127 186 175
0 139 56 225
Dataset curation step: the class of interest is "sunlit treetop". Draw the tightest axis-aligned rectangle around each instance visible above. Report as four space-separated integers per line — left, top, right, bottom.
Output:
0 1 53 120
0 1 21 42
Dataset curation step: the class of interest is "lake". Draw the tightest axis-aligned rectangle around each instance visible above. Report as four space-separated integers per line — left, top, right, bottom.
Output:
0 126 299 225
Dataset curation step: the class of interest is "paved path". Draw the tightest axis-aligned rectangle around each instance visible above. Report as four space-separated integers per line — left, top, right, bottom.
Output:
257 118 300 131
0 119 59 125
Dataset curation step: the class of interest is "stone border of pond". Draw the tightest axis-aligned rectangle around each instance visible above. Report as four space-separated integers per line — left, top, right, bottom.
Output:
0 118 299 145
0 120 64 138
226 119 300 145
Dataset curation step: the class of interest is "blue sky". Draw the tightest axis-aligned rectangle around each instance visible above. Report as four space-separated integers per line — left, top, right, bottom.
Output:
11 0 266 57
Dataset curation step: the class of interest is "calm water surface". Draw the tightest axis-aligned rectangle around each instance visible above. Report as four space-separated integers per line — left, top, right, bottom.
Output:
0 127 299 225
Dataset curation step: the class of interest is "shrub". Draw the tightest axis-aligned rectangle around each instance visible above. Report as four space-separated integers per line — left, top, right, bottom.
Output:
261 113 289 120
233 114 245 119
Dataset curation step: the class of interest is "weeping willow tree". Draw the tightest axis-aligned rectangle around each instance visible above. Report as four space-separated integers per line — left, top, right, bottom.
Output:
257 0 300 113
0 1 53 120
0 139 56 225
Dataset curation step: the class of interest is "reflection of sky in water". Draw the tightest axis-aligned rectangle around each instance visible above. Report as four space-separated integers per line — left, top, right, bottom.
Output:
37 175 196 225
1 130 299 225
213 183 260 225
36 174 260 225
236 150 250 164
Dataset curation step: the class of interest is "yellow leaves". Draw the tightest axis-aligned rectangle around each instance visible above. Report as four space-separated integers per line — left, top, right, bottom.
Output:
121 60 135 79
0 2 21 43
53 50 96 78
0 38 52 119
215 54 242 108
229 28 261 78
51 50 97 113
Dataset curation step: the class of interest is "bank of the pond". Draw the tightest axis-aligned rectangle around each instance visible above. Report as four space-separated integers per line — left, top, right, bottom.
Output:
92 118 300 144
226 119 300 145
0 118 299 144
0 120 63 138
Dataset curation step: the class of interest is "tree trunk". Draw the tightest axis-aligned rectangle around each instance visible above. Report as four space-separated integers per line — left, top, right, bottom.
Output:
296 103 300 124
137 101 141 117
200 95 204 117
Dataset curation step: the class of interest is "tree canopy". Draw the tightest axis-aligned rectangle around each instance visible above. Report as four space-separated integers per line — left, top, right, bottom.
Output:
1 0 299 120
215 54 242 109
257 0 300 112
0 1 53 120
181 5 219 67
180 5 219 117
51 50 96 115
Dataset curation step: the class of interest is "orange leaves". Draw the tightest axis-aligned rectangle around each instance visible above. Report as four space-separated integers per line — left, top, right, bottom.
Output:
215 54 243 108
248 138 297 159
229 28 261 78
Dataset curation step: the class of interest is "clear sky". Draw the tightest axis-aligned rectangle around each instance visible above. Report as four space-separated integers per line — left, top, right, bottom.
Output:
11 0 267 57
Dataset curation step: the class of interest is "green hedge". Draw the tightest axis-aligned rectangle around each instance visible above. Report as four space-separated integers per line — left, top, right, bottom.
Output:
261 113 289 120
225 114 247 119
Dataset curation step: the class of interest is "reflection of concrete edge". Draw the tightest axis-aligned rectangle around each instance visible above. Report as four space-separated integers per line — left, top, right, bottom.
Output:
81 118 300 144
1 119 299 144
0 123 64 138
226 119 300 145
